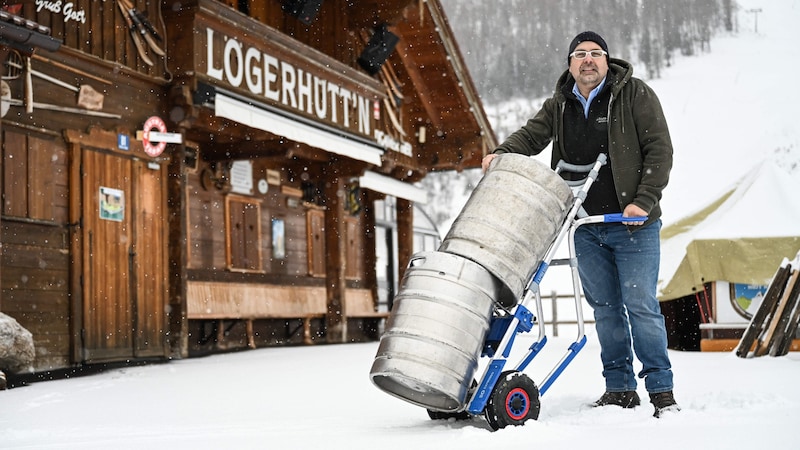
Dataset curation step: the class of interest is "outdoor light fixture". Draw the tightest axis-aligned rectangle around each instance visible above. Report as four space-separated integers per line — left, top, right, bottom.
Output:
281 0 324 25
358 24 399 75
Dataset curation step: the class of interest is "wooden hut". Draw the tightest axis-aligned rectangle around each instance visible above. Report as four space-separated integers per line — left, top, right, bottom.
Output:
0 0 496 373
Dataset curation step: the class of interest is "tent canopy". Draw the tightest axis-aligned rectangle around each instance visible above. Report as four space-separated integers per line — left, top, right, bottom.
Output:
658 161 800 301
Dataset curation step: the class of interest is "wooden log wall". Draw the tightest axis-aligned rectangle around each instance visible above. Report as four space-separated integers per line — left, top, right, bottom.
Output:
185 158 366 285
1 126 71 369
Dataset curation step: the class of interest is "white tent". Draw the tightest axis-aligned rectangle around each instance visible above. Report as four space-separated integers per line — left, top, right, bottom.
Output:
658 160 800 302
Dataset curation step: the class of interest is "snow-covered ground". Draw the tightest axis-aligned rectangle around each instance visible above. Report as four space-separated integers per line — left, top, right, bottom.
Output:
0 334 798 449
2 1 799 449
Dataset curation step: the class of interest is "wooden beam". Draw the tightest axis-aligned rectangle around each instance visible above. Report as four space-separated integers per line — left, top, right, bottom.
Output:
65 138 83 363
324 175 347 343
392 42 444 131
396 197 414 284
167 126 190 358
347 0 414 28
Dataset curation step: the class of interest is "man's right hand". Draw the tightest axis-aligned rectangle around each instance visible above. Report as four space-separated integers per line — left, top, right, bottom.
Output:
481 153 498 172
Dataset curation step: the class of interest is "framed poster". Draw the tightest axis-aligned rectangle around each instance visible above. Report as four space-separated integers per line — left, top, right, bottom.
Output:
99 186 124 222
729 283 769 320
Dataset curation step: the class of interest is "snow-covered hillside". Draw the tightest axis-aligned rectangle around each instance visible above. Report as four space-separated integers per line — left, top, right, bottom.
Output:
430 0 800 238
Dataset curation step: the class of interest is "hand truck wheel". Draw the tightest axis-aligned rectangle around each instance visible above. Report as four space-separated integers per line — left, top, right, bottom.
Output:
426 379 477 421
484 370 540 430
426 408 472 421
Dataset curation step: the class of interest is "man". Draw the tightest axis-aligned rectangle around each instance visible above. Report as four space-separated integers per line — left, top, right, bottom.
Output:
481 31 679 418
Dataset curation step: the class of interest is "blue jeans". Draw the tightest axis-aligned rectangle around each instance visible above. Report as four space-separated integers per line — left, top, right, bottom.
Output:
574 220 674 394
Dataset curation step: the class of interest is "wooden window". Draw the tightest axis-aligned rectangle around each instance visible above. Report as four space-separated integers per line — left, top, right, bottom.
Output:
2 130 60 221
225 194 262 272
307 208 325 277
305 210 363 280
345 217 363 280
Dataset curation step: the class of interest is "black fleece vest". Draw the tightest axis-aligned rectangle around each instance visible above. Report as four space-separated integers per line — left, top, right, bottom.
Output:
562 82 621 215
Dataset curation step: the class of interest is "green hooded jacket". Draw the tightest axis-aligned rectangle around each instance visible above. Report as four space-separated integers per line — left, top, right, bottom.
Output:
493 57 673 228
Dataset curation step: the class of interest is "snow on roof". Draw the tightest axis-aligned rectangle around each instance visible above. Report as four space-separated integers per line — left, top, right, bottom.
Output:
691 161 800 239
658 160 800 300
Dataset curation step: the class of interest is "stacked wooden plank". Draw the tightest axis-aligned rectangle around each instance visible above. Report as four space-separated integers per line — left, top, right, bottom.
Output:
736 251 800 358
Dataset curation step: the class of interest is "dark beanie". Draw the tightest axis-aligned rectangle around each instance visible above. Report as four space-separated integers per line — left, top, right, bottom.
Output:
568 31 609 64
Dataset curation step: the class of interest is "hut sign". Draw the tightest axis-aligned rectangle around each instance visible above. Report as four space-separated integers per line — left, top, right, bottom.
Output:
205 28 373 137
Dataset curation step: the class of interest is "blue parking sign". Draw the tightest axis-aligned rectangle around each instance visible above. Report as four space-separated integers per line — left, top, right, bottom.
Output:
118 133 130 151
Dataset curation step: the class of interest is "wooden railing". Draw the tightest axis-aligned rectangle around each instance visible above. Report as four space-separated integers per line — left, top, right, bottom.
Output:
540 291 595 337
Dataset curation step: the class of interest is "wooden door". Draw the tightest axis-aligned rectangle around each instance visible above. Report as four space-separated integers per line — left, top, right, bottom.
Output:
81 149 167 361
82 149 133 361
131 159 168 358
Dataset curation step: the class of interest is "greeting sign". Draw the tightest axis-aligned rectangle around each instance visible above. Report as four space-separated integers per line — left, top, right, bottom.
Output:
34 1 88 24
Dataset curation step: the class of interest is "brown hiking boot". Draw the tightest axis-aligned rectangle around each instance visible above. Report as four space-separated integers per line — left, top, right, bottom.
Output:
649 391 681 418
591 391 641 408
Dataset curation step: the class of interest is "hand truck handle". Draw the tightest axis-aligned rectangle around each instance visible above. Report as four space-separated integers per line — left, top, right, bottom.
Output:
603 213 648 223
555 154 607 174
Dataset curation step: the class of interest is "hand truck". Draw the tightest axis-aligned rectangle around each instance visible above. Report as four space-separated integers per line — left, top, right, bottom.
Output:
428 153 647 430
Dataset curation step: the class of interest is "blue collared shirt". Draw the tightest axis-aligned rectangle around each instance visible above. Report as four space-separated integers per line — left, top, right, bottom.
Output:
572 77 607 118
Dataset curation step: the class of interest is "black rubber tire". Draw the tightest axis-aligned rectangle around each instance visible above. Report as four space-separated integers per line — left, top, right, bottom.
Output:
484 370 540 430
426 379 477 421
426 408 471 421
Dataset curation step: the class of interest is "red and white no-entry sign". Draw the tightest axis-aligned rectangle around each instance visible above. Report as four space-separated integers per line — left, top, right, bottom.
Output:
142 116 168 157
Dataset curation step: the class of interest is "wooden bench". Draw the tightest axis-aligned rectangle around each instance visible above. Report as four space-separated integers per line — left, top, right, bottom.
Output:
187 281 388 347
343 289 391 339
343 289 391 319
187 281 326 347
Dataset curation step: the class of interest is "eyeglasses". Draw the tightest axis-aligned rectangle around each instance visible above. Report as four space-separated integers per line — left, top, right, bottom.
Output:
570 50 607 60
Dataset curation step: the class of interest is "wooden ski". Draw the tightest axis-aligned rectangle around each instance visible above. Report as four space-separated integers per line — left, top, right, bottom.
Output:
116 0 154 66
771 264 800 356
755 268 799 356
735 262 791 358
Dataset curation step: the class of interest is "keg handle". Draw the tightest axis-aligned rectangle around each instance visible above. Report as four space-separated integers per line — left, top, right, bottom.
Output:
408 253 427 267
